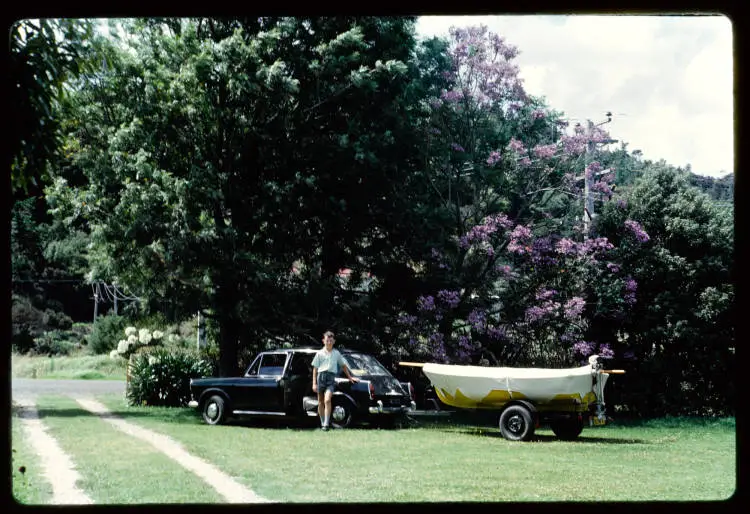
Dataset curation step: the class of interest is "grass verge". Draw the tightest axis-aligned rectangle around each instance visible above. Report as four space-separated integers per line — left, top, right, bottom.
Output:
95 394 736 503
12 352 127 380
11 406 54 505
31 395 222 504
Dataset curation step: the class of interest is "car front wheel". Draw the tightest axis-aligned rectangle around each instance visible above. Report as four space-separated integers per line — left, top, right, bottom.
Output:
331 399 354 429
202 395 227 425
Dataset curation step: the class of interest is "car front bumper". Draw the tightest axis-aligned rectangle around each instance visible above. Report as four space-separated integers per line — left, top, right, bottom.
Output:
368 400 417 414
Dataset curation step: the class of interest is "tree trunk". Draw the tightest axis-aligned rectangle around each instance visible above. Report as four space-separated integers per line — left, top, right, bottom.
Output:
215 272 241 377
218 314 240 377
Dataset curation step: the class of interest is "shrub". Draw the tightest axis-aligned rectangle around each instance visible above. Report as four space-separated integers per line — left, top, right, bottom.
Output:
137 312 169 332
42 309 73 330
126 347 213 407
71 323 92 346
88 315 127 354
32 330 78 356
12 329 36 354
12 295 45 346
108 326 165 360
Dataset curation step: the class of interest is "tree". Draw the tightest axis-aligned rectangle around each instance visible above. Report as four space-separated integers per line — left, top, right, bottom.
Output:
48 17 429 376
592 163 734 416
10 18 98 194
394 25 628 368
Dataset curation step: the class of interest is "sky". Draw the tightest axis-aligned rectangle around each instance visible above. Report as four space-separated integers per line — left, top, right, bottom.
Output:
416 15 734 178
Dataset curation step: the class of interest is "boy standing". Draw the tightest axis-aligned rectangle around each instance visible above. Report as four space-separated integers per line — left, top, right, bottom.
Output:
312 331 359 430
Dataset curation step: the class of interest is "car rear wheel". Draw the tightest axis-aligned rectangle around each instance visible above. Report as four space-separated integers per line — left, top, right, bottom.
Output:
202 395 227 425
498 405 535 441
331 399 354 429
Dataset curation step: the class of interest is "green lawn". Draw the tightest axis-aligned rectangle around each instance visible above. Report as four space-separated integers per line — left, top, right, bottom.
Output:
11 407 54 505
11 393 736 503
92 394 736 502
21 396 222 504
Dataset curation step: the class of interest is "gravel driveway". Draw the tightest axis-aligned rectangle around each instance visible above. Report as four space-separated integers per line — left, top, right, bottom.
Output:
12 378 126 401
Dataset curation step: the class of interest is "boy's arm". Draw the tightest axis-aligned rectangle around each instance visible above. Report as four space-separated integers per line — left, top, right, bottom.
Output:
312 367 318 391
342 364 360 383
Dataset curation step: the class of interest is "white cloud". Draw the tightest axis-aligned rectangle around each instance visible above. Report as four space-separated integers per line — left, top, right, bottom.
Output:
416 15 734 177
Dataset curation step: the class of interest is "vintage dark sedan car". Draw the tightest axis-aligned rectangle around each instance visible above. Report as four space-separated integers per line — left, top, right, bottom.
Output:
188 348 416 428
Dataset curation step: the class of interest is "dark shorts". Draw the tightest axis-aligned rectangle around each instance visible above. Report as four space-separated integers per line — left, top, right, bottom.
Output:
317 371 335 394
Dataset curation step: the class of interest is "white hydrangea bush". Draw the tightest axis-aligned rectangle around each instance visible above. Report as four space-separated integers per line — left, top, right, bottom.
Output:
110 326 166 360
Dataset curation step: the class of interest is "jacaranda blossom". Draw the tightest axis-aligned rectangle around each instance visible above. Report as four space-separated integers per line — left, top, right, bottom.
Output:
563 297 586 318
486 150 502 166
417 295 436 311
532 144 556 159
508 137 525 154
437 290 461 309
624 219 650 243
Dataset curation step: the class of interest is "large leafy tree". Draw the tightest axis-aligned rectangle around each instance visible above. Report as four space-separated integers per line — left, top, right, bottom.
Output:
48 17 428 375
10 19 105 320
592 163 734 416
10 18 98 194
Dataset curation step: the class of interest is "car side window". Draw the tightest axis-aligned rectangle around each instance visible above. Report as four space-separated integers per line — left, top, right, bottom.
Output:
258 353 288 376
290 354 313 376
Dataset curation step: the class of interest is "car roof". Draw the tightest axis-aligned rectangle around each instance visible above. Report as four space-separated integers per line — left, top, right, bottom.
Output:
262 348 364 355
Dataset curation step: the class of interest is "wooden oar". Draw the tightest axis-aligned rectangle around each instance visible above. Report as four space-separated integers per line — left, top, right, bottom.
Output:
600 369 626 374
398 362 425 368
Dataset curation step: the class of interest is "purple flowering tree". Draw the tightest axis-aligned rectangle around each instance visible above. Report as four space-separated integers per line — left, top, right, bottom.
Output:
396 24 638 367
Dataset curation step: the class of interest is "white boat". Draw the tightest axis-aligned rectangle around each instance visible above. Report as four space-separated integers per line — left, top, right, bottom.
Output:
402 355 622 413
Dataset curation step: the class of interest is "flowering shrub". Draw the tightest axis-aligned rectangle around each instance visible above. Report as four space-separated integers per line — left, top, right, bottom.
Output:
109 326 164 360
126 347 214 407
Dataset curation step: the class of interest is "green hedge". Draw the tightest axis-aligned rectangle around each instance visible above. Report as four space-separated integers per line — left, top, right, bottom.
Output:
126 347 213 407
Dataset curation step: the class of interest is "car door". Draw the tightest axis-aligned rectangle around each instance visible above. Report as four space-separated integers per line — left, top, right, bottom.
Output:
284 352 314 414
235 353 289 413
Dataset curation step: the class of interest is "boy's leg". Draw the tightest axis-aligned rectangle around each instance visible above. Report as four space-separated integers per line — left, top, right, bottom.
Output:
317 391 325 427
324 389 333 427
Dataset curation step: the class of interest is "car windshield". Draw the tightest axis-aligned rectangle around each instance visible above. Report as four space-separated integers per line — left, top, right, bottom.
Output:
343 353 391 377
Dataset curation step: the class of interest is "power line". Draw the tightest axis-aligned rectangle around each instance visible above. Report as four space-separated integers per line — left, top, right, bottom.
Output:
12 279 88 283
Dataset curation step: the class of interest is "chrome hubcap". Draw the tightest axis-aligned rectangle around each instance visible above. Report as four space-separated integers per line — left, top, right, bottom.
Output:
206 403 218 419
508 415 523 433
332 405 347 422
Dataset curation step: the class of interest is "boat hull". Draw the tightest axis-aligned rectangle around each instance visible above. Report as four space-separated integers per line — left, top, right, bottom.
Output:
422 363 609 412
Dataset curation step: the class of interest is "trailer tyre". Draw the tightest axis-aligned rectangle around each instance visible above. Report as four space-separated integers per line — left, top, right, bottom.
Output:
498 405 535 441
551 418 584 440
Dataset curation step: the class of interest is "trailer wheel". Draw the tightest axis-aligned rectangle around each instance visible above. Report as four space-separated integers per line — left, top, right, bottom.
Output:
551 418 584 440
498 405 535 441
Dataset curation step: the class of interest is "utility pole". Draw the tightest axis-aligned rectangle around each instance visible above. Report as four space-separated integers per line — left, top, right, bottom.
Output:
93 287 100 323
583 120 596 239
581 114 618 238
